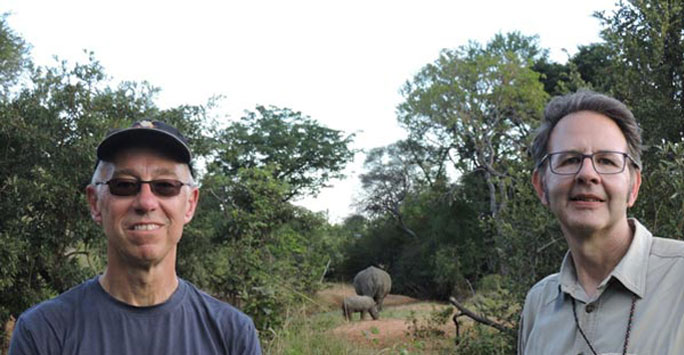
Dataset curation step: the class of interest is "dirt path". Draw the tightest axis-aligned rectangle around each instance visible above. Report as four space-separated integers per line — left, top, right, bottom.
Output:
316 284 457 350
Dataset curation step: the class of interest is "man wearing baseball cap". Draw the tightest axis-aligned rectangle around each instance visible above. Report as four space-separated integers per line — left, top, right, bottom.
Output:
9 121 262 354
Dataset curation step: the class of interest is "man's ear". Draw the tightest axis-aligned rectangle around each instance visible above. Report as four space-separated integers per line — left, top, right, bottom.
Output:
86 185 103 225
183 188 200 224
627 169 642 207
532 169 548 206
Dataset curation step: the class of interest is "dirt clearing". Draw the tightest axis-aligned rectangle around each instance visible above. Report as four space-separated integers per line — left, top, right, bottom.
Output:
316 283 457 350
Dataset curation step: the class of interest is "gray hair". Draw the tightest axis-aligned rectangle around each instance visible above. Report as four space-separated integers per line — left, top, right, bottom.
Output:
531 90 643 171
90 161 112 187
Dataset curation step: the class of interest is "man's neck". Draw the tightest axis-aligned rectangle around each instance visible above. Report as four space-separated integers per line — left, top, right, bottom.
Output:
565 219 634 298
99 259 179 307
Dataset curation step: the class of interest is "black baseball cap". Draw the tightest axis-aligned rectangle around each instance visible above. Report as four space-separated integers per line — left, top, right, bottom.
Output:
96 120 193 173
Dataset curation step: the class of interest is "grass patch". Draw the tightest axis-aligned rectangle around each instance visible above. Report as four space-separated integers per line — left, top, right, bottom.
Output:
380 302 446 319
264 300 457 353
264 305 364 354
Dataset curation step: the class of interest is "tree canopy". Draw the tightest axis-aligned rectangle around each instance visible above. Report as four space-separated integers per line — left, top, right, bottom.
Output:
0 14 30 98
210 105 355 200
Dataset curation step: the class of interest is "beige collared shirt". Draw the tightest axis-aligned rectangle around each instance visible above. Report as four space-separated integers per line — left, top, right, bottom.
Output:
518 219 684 355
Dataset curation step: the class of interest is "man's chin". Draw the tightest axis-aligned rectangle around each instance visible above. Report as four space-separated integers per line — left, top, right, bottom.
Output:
121 248 165 268
560 217 606 237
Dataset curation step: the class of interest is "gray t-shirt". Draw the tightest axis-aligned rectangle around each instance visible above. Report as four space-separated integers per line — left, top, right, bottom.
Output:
9 276 261 355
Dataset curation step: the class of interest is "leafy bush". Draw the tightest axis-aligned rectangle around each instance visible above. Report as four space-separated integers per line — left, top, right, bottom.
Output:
405 307 454 339
454 323 514 355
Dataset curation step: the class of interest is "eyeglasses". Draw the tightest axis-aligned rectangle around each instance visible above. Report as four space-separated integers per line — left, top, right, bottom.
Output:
95 178 193 197
539 151 640 175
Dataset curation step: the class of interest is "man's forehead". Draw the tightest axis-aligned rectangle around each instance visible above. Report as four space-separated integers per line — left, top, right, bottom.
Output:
548 111 627 150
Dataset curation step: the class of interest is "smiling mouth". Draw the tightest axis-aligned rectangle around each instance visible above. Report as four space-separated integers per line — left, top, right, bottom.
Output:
570 196 604 202
130 224 161 231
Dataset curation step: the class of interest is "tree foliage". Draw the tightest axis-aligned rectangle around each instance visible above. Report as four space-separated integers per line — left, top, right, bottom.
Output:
389 32 550 283
398 32 548 218
596 0 684 144
632 141 684 239
179 164 340 334
358 141 429 240
176 106 358 334
211 105 355 200
0 14 30 98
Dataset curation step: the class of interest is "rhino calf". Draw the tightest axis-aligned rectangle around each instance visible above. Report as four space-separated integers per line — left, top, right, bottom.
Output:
342 295 379 321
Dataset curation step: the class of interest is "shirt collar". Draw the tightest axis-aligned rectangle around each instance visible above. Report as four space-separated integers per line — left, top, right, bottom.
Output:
558 218 651 300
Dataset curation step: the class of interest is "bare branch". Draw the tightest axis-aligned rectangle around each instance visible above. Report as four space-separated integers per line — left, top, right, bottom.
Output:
448 297 515 336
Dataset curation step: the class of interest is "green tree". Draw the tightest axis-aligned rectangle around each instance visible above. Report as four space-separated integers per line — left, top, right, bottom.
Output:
352 137 492 300
181 166 341 335
212 105 355 200
181 167 295 331
596 0 684 143
398 32 548 220
632 141 684 240
358 142 425 240
397 32 548 276
0 14 30 98
179 107 357 336
533 55 588 96
568 43 615 93
347 172 490 300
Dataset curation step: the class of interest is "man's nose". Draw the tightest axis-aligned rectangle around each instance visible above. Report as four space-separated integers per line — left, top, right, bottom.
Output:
575 155 600 183
133 182 159 212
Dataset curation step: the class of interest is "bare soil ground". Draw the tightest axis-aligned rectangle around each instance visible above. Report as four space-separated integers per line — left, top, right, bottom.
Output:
316 284 457 350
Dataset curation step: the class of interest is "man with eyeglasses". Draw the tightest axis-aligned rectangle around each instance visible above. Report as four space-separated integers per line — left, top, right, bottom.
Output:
9 121 262 354
518 90 684 354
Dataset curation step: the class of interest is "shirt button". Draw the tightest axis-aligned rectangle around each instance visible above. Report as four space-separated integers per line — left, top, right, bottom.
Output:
585 304 595 313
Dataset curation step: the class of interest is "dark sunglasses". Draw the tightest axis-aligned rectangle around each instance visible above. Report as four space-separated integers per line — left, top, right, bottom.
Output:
95 178 192 197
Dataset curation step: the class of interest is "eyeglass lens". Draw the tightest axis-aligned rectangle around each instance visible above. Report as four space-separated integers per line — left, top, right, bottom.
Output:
105 179 185 197
550 152 626 174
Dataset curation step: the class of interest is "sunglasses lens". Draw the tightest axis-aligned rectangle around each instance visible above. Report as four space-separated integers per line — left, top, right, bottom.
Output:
108 179 140 196
105 179 184 197
150 180 183 197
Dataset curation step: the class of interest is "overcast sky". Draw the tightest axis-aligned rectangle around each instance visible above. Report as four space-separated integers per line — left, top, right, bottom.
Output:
2 0 616 222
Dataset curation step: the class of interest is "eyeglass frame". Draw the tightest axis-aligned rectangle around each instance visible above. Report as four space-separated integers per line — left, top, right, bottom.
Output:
94 178 195 197
536 150 642 175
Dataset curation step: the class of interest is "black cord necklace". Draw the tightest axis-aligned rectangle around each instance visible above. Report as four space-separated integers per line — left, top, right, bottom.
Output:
571 294 637 355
